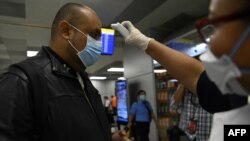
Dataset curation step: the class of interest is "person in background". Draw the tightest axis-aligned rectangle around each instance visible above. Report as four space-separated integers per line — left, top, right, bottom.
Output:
114 0 250 140
127 90 158 141
111 95 117 116
104 96 114 124
0 2 128 141
170 84 212 141
104 96 111 110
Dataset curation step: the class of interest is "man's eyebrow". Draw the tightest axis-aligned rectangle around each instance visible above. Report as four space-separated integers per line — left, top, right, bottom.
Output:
88 28 102 39
91 28 101 34
96 28 102 35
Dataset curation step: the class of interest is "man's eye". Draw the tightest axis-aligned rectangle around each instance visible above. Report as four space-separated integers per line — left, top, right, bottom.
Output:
89 33 101 40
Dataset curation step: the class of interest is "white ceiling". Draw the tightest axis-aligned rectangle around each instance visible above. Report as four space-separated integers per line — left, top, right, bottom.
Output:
0 0 209 78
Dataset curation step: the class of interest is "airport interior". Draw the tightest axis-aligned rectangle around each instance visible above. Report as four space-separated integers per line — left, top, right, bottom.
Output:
2 0 248 141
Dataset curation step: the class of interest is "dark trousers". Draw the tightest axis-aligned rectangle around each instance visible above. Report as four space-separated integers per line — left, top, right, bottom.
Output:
180 129 196 141
135 121 150 141
112 107 117 115
167 126 196 141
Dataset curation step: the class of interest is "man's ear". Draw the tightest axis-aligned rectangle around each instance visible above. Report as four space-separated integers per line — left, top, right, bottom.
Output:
59 21 71 40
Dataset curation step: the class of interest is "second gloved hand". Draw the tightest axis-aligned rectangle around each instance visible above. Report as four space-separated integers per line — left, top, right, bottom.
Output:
121 21 152 51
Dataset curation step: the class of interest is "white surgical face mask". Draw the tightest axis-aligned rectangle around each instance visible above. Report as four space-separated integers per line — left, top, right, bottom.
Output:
139 95 146 101
68 23 102 67
199 25 250 96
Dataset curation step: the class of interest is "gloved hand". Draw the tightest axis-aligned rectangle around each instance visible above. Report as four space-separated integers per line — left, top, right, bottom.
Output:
121 21 152 51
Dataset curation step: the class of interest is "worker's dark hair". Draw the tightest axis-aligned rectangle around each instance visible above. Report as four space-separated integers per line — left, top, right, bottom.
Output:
244 0 250 14
241 0 250 21
137 90 146 96
50 3 87 40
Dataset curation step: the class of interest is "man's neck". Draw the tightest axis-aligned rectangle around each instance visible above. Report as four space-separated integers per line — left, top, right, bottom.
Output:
49 43 86 72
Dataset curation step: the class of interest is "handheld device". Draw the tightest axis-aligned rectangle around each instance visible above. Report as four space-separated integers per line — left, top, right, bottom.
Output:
111 22 129 38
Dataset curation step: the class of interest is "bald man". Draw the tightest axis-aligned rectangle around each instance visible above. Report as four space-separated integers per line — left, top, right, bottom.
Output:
0 3 129 141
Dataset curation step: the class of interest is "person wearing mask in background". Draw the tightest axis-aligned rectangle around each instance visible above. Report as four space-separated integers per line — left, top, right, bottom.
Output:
127 90 158 141
113 0 250 140
0 2 129 141
170 84 212 141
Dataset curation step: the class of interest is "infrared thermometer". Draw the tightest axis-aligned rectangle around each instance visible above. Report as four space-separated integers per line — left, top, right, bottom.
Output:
111 22 129 38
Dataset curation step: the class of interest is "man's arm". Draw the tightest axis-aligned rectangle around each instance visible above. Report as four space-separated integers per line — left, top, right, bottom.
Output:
174 84 185 104
0 73 33 140
151 112 159 128
120 21 204 94
127 114 135 130
170 84 185 113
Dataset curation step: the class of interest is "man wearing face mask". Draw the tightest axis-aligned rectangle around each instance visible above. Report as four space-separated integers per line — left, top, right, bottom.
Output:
113 0 250 140
127 90 158 141
0 3 130 141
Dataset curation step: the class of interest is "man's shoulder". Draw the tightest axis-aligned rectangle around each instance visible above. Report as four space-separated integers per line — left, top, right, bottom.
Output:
144 100 151 105
3 48 51 80
25 47 52 68
25 55 50 68
131 102 138 107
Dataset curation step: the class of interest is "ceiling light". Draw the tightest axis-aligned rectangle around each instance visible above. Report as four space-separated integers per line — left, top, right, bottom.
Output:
169 79 178 82
107 67 124 72
154 69 167 73
118 77 126 80
27 51 38 57
90 76 107 80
